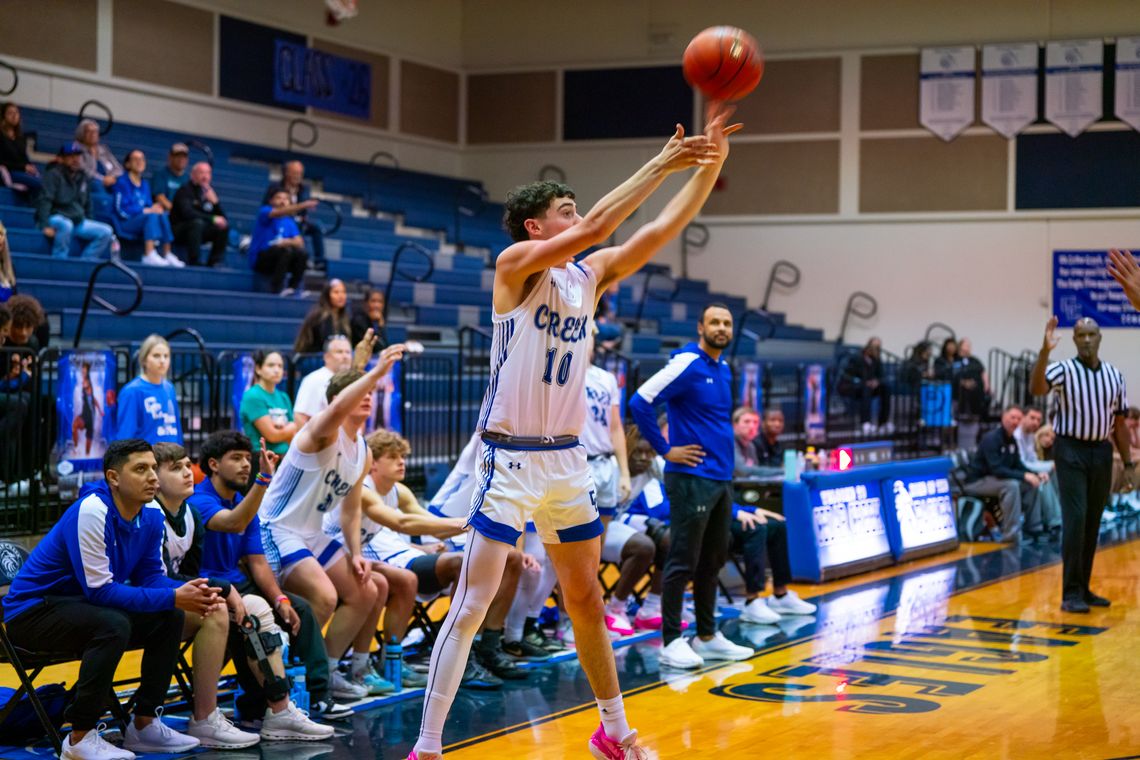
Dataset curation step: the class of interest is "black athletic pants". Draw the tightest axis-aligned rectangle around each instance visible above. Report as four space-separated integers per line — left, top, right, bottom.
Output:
661 473 732 645
1054 436 1113 603
730 517 792 595
173 218 227 266
253 246 308 292
5 597 183 730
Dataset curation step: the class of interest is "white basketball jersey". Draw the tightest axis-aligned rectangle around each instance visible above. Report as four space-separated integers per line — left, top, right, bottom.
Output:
260 427 368 536
323 477 398 548
477 262 597 438
582 365 619 456
155 502 193 575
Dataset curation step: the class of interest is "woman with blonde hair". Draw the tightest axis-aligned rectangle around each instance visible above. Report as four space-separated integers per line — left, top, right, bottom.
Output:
115 334 183 443
0 221 14 302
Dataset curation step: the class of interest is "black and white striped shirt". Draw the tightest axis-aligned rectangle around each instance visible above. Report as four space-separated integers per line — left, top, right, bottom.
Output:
1044 358 1128 441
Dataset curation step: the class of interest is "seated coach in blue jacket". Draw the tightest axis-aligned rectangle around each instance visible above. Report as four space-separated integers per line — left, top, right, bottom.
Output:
2 439 219 759
629 302 753 670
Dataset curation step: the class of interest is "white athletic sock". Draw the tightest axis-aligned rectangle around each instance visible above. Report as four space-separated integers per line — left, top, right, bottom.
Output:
608 594 628 610
596 694 631 740
642 592 661 610
351 652 371 677
328 657 341 675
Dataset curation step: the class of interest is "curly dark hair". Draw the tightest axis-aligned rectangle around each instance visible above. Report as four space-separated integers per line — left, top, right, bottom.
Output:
503 181 575 242
7 294 44 329
199 430 252 477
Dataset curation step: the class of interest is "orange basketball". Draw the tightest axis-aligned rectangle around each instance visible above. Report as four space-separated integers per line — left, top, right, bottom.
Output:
682 26 764 102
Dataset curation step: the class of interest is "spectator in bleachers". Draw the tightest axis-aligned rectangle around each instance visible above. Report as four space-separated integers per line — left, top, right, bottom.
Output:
900 341 934 389
116 333 183 444
1036 423 1056 463
294 278 351 354
963 404 1042 542
732 407 763 473
1014 405 1062 535
0 302 27 486
755 409 786 467
152 142 190 212
5 293 44 352
35 142 115 260
112 149 183 268
0 102 41 197
0 220 15 302
263 160 325 266
249 187 313 296
933 337 958 382
838 337 891 435
293 333 353 429
350 287 388 351
954 337 989 420
1111 407 1140 497
75 118 123 190
171 161 229 267
240 349 297 463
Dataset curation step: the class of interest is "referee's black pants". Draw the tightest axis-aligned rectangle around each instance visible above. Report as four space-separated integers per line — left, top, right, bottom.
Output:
661 473 733 645
1054 436 1113 602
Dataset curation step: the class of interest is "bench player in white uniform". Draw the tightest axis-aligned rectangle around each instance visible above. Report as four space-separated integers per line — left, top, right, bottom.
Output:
259 345 405 700
411 104 739 760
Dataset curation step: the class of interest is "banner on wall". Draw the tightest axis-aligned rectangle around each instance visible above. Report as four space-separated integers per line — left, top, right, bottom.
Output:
919 46 976 141
1052 250 1140 328
273 40 371 119
804 363 826 445
1115 36 1140 132
981 43 1039 138
55 351 116 473
1045 39 1104 137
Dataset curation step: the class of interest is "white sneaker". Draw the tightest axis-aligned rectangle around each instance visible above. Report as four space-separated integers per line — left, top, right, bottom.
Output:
162 251 186 268
861 422 876 435
329 669 368 701
690 632 754 662
740 597 782 624
659 637 704 670
261 700 336 741
559 617 576 645
141 250 169 266
123 712 200 754
188 707 261 748
61 724 136 760
765 590 817 616
279 287 296 298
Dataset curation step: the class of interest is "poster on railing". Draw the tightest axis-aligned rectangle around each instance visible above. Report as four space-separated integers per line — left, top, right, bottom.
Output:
601 355 630 419
55 351 117 473
981 43 1039 138
920 46 976 141
804 363 827 445
1114 36 1140 131
1052 250 1140 328
1045 39 1103 137
738 361 762 412
231 353 254 431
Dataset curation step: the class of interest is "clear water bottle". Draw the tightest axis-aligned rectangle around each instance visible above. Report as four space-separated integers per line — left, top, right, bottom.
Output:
783 449 799 482
384 643 403 691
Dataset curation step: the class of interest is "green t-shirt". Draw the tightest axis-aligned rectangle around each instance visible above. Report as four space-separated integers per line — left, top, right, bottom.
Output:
240 384 294 456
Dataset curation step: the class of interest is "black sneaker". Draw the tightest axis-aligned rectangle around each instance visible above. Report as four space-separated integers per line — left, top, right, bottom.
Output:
476 645 529 680
502 637 552 662
1085 592 1111 607
460 658 502 690
311 700 353 720
525 624 565 653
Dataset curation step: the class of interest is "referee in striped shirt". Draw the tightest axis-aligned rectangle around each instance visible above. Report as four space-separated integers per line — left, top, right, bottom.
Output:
1031 315 1134 613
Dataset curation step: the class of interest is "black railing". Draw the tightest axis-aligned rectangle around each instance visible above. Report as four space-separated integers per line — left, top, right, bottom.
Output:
761 260 801 311
0 59 17 96
383 242 436 323
538 165 566 182
187 138 215 167
730 309 777 362
72 259 144 347
458 325 493 440
679 222 709 280
365 151 399 212
595 348 641 422
286 118 317 154
453 183 487 250
989 347 1035 411
836 291 878 348
310 199 343 237
397 351 460 492
633 272 679 334
77 99 113 136
924 321 956 345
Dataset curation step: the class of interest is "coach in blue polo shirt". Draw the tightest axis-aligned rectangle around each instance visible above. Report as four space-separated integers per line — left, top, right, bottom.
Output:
249 187 317 296
630 302 753 670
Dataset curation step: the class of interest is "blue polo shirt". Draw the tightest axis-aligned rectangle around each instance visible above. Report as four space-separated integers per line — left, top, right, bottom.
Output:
248 205 301 265
188 477 264 585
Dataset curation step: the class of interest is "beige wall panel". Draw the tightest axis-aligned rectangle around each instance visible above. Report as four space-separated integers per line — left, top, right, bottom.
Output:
467 72 556 144
735 57 840 134
0 0 97 71
400 61 459 144
113 0 213 94
703 140 838 215
859 135 1007 212
311 39 390 129
860 53 921 131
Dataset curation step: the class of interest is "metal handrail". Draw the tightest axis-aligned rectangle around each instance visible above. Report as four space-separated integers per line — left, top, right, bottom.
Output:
538 164 566 183
77 99 113 136
924 321 956 344
633 272 679 334
730 309 777 362
0 60 16 96
382 242 436 323
311 199 343 237
761 260 802 311
187 139 214 167
287 118 317 153
72 258 144 347
162 327 214 384
836 291 878 347
454 183 487 249
679 222 709 279
365 151 399 212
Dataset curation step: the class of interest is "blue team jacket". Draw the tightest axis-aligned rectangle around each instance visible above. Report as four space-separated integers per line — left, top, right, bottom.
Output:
629 341 735 482
2 481 180 622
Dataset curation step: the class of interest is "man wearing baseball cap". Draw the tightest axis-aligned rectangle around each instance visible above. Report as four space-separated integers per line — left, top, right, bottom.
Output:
34 142 114 259
153 142 190 213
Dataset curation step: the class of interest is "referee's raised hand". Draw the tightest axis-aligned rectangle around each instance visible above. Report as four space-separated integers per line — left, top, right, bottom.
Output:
1042 315 1060 354
1107 248 1140 312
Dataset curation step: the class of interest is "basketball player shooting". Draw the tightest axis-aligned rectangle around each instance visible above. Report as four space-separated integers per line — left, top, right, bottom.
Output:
410 102 741 760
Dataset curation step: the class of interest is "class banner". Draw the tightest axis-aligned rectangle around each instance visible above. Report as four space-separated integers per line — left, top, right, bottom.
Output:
738 361 762 412
1115 36 1140 132
1045 39 1103 137
273 40 371 119
56 351 116 473
1052 250 1140 328
920 46 976 141
981 43 1039 138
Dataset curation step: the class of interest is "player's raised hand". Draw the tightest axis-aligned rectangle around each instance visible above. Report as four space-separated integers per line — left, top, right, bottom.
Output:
704 101 744 158
657 124 720 172
353 328 379 370
1042 315 1060 354
373 343 407 377
258 441 280 477
1107 248 1140 312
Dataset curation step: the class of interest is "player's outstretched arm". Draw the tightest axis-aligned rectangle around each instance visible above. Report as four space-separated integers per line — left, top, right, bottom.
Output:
585 103 741 292
496 125 719 286
361 486 467 538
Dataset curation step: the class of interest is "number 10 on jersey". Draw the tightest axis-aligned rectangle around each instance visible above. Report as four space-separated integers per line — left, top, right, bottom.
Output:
542 348 573 386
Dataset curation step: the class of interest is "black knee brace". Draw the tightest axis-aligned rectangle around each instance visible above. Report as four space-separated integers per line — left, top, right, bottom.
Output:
239 615 290 702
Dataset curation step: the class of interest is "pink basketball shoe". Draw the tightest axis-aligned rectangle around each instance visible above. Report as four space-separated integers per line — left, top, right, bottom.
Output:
588 724 655 759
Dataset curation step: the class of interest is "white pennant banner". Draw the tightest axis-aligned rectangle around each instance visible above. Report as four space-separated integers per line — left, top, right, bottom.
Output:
1115 35 1140 132
981 43 1039 138
920 46 977 141
1045 39 1103 137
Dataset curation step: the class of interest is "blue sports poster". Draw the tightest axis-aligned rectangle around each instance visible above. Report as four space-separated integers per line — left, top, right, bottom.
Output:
601 355 629 419
804 363 826 444
920 381 953 427
1053 250 1140 328
232 353 254 430
738 361 762 411
273 40 371 119
56 351 116 472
